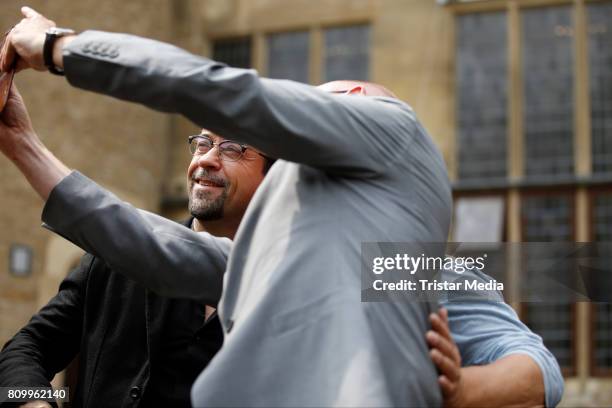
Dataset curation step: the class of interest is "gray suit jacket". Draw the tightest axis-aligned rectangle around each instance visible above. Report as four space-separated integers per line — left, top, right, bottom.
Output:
43 30 452 407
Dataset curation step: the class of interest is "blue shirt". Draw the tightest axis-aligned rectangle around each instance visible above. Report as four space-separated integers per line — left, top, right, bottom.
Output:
441 266 564 407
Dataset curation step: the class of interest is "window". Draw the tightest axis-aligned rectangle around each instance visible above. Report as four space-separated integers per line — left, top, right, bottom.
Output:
456 12 508 181
592 193 612 242
210 25 371 85
522 194 575 373
323 25 370 82
589 2 612 175
593 303 612 374
522 6 574 179
525 302 575 371
267 31 310 83
212 37 252 68
522 195 573 242
591 192 612 374
451 0 612 384
452 195 505 242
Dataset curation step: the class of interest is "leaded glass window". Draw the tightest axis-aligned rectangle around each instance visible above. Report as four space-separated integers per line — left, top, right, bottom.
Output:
592 193 612 373
589 3 612 174
323 25 370 82
522 194 574 372
456 12 508 181
213 37 252 69
267 31 310 83
522 7 574 179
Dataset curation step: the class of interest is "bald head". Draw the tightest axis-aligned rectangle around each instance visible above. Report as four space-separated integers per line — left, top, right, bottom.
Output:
317 80 397 98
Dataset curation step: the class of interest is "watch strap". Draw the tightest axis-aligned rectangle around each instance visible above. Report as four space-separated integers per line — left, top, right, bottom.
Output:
44 28 73 76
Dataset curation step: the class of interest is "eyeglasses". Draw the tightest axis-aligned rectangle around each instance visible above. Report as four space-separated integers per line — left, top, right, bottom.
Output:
188 134 265 162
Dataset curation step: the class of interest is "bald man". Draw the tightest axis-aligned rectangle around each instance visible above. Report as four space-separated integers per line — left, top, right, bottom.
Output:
1 8 452 407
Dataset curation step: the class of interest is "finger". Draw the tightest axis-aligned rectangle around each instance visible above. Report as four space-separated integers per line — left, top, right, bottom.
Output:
439 307 449 324
425 330 437 347
3 82 24 120
3 82 16 114
0 34 8 71
1 39 17 72
21 6 41 18
4 81 23 113
427 331 457 362
431 311 462 362
429 312 452 342
430 349 460 382
438 375 456 397
10 81 22 100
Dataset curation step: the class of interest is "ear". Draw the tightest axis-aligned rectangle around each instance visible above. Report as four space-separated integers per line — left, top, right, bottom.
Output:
346 86 365 95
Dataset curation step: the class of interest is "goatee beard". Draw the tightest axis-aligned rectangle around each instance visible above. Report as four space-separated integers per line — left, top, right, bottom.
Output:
188 169 228 221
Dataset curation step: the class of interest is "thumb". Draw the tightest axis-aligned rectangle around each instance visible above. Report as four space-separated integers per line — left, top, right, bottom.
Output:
21 6 41 18
4 81 25 116
9 81 23 101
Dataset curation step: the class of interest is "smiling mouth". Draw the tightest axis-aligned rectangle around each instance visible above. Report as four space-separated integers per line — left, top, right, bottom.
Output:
194 179 225 188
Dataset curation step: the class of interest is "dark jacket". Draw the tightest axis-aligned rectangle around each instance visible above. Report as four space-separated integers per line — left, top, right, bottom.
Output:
0 221 223 408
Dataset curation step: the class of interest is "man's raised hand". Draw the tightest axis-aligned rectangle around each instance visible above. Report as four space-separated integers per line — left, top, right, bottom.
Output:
0 83 36 158
1 7 56 72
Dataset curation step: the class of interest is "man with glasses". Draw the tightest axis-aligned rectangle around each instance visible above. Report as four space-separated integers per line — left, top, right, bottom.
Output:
0 125 272 408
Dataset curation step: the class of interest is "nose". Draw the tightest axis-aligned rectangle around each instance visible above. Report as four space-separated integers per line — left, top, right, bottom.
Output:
195 146 222 171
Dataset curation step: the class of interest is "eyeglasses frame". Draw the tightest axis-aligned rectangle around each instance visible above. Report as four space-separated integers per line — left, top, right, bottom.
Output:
187 134 266 162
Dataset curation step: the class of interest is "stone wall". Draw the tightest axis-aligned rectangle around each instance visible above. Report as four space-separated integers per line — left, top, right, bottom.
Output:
0 0 175 345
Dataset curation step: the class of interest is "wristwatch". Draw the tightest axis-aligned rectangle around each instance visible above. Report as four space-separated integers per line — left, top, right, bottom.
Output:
43 27 75 76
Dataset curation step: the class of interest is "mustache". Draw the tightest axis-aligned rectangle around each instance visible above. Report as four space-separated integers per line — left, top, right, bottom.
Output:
191 168 227 187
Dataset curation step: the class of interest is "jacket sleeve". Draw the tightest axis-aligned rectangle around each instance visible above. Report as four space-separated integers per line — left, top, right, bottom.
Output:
62 31 419 177
440 269 564 407
0 254 92 406
41 171 231 303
